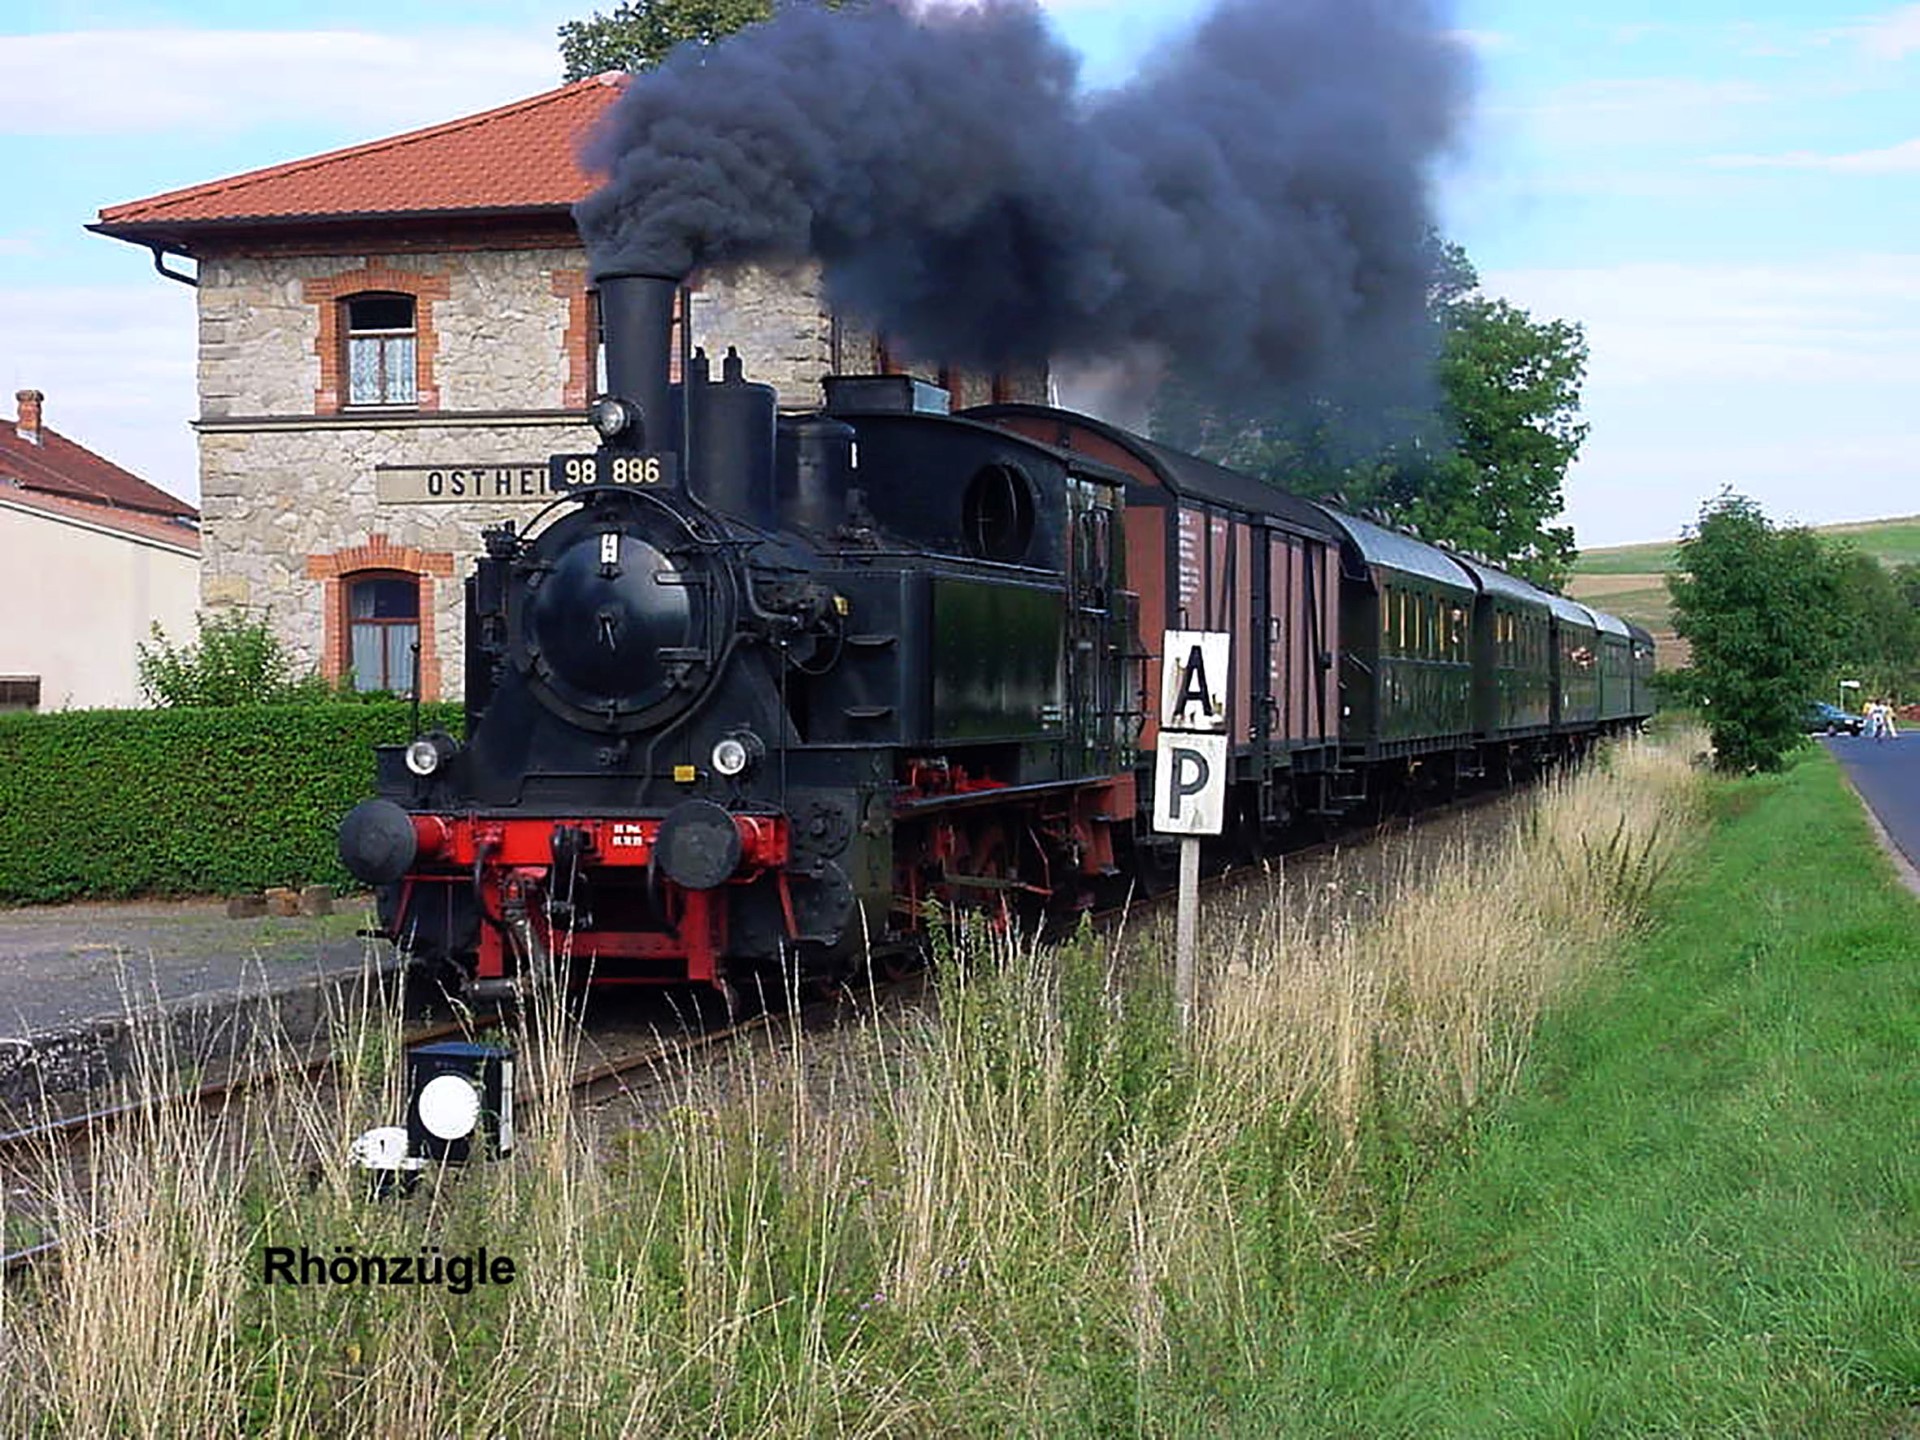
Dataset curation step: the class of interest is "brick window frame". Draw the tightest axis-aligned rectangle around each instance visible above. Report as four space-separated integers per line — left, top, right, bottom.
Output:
302 263 452 415
570 276 694 402
552 268 593 410
307 536 455 699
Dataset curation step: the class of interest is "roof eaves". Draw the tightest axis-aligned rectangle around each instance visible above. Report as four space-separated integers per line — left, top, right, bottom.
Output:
90 203 582 244
94 74 622 229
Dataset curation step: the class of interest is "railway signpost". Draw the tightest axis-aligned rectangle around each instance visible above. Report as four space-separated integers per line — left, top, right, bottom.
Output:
1154 630 1231 1030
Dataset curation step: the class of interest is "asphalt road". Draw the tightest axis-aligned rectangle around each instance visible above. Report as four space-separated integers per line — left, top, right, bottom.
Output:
1825 731 1920 884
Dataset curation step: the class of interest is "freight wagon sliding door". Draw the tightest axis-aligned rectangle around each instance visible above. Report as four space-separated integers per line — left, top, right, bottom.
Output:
1262 528 1338 749
1174 505 1250 746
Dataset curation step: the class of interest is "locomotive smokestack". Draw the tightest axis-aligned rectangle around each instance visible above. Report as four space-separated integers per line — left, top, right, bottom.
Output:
594 271 680 455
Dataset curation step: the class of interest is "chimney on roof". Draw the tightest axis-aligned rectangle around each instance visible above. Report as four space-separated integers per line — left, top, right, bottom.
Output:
15 390 43 445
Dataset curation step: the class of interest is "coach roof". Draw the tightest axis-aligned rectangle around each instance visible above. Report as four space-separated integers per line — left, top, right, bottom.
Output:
1445 551 1552 608
1312 504 1474 593
963 403 1339 541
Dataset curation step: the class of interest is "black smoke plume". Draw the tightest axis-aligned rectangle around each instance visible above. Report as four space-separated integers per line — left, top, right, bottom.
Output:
575 0 1470 408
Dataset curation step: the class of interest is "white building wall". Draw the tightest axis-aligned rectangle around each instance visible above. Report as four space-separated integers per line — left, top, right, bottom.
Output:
0 499 200 709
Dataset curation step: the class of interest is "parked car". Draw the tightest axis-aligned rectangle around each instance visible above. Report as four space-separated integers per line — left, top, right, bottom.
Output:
1804 702 1865 736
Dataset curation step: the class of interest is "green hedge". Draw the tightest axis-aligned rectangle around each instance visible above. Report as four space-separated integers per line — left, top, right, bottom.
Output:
0 701 462 904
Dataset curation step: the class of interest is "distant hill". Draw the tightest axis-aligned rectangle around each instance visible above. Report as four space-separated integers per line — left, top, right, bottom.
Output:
1566 515 1920 670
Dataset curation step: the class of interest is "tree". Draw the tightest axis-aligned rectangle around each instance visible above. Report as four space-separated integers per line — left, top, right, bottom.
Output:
1827 548 1920 702
1667 492 1845 772
560 0 846 79
1150 240 1588 588
1402 292 1586 588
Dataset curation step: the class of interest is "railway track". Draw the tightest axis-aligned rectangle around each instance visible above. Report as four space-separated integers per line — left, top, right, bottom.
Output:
2 782 1520 1277
0 979 889 1275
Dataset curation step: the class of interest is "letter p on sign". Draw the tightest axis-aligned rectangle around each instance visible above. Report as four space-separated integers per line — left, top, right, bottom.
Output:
1153 732 1227 835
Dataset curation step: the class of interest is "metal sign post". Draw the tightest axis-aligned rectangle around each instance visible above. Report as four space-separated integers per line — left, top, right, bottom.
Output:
1153 630 1230 1031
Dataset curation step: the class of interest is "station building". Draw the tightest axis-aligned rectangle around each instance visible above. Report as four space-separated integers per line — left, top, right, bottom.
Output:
0 388 201 710
92 73 1046 701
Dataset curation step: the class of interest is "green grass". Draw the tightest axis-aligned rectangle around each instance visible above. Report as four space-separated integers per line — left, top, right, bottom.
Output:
1574 540 1683 577
1564 580 1672 634
1575 513 1920 577
1219 746 1920 1436
1568 513 1920 666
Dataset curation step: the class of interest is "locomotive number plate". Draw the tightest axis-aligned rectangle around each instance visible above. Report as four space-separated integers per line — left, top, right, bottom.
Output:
549 452 680 491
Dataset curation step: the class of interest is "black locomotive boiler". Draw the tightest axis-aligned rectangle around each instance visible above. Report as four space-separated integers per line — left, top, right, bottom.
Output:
339 270 1652 999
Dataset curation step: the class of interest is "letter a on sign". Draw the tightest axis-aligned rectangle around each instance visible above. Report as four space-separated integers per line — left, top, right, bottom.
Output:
1160 631 1231 734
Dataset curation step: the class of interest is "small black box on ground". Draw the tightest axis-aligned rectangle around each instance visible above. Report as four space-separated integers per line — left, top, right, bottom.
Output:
405 1041 514 1163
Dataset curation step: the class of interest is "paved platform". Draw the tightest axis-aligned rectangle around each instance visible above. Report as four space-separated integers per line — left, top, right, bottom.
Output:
1825 732 1920 891
0 897 400 1121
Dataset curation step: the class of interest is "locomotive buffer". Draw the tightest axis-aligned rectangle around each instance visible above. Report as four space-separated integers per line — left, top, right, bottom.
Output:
1153 631 1230 1030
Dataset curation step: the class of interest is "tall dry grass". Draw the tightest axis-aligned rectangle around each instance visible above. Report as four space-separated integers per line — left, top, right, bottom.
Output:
0 731 1702 1435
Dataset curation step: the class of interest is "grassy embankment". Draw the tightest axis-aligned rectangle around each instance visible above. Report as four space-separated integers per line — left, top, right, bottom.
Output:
1567 513 1920 670
2 733 1915 1434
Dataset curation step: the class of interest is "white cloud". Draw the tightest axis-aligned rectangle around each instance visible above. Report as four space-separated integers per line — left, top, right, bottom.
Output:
1488 77 1775 154
1487 255 1920 388
1709 137 1920 173
1842 3 1920 59
1481 257 1920 545
0 29 560 137
2 281 199 505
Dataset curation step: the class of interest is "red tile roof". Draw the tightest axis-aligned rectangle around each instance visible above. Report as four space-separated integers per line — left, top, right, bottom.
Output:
0 405 197 522
0 484 201 554
94 74 625 237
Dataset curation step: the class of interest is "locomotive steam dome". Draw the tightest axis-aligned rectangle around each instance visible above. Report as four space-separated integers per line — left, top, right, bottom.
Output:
514 505 717 730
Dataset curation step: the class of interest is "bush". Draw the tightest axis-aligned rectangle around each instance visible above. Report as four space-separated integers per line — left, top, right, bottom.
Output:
0 702 461 903
138 611 347 707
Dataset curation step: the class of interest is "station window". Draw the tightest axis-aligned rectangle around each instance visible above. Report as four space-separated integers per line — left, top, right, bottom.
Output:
346 573 420 693
0 675 39 712
344 293 418 406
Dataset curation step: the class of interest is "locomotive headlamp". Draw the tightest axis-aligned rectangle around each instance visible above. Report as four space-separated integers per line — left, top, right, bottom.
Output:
404 729 459 778
710 731 763 778
588 395 643 445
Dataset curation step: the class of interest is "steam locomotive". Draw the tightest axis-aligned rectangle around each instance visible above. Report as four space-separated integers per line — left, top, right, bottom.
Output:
338 271 1654 999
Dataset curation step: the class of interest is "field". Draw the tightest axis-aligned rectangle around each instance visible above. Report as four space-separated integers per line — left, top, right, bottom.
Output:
6 733 1919 1433
1567 512 1920 669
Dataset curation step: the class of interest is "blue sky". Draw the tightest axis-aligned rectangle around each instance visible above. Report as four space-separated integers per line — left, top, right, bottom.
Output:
3 0 1916 548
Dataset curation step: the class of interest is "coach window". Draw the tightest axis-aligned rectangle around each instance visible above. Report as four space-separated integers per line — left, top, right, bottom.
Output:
346 572 420 693
345 293 418 407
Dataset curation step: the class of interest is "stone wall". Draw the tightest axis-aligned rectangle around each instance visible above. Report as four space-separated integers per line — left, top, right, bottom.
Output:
689 263 836 407
195 241 1048 700
197 418 595 698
